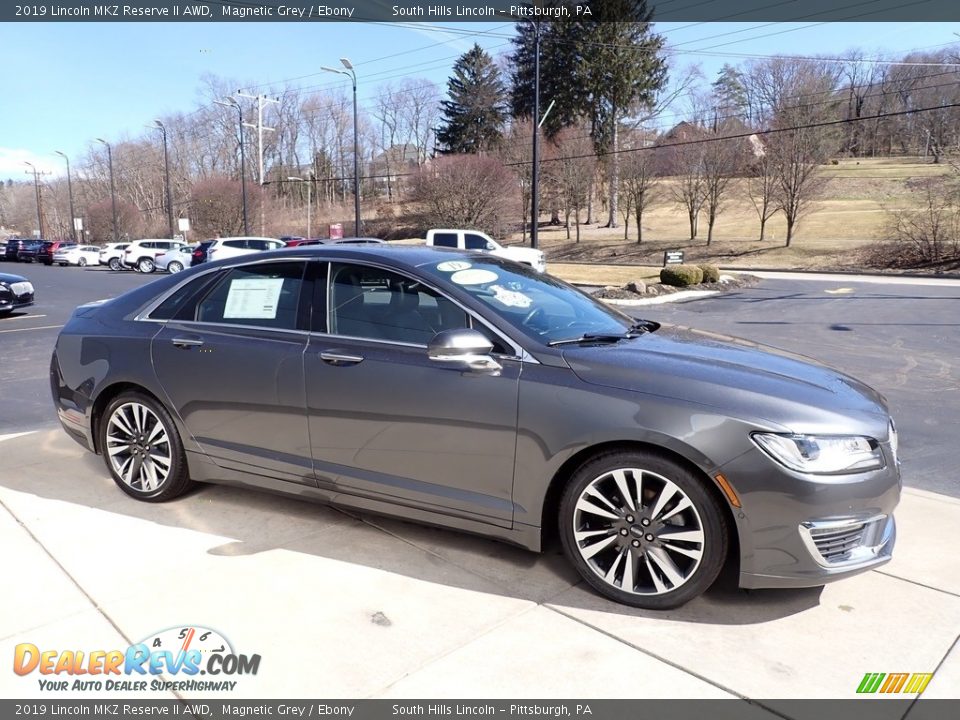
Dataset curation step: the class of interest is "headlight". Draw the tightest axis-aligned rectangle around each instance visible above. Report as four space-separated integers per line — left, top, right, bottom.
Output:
752 433 884 474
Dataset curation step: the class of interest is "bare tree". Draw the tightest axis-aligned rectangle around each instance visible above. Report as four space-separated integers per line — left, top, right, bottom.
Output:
700 134 740 244
413 154 517 235
746 144 779 241
549 126 595 242
665 141 707 240
768 127 829 246
620 147 659 244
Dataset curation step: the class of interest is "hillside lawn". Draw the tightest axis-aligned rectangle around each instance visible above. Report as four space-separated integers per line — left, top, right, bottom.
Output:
501 157 954 272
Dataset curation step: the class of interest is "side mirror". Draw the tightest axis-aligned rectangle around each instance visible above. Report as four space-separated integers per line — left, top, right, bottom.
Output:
427 329 501 374
485 242 496 251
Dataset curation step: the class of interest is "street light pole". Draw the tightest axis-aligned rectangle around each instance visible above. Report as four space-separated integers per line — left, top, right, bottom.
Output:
23 161 45 239
530 21 541 250
288 175 312 239
215 98 249 235
322 58 361 236
152 120 175 240
53 151 77 242
95 138 119 243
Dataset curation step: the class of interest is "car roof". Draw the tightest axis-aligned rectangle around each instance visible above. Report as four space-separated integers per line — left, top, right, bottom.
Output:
259 242 482 269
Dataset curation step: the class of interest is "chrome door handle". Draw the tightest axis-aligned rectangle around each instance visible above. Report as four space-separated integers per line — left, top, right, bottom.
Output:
320 351 364 365
171 337 204 348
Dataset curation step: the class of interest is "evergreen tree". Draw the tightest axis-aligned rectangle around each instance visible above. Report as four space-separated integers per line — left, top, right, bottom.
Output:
712 64 749 123
436 44 508 154
509 1 667 227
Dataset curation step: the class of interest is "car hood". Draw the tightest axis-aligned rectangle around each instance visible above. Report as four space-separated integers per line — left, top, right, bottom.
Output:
561 323 890 436
0 272 29 283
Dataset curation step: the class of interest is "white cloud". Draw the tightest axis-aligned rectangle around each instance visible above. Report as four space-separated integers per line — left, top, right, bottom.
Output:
0 148 61 181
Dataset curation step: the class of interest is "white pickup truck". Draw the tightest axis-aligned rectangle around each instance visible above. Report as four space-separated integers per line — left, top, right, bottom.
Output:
426 229 546 272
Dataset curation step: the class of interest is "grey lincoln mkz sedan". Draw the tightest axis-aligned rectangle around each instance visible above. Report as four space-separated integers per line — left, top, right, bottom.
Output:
50 244 900 609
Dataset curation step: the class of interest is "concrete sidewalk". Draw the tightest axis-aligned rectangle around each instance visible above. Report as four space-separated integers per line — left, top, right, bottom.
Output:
1 430 958 707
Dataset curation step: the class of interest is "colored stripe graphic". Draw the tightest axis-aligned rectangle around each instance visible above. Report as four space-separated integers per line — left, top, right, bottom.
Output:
857 673 885 693
881 673 909 693
904 673 934 694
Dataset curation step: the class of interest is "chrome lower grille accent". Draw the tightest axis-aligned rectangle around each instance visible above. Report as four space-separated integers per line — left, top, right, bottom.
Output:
799 515 890 567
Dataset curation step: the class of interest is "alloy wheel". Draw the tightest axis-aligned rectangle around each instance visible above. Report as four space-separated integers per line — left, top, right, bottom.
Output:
572 468 705 596
109 258 121 271
138 258 155 273
105 402 173 493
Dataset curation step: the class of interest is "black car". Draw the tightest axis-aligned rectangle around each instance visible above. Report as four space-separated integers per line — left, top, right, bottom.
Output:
16 240 45 263
50 245 900 609
37 240 76 265
190 240 215 267
5 238 27 261
0 271 35 315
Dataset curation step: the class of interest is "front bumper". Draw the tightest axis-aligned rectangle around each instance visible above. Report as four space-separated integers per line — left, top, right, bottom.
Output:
0 285 35 312
719 445 901 589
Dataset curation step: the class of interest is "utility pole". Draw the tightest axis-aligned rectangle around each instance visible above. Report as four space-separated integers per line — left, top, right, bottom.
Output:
53 151 77 242
23 161 51 239
322 58 360 236
238 91 278 236
215 97 249 235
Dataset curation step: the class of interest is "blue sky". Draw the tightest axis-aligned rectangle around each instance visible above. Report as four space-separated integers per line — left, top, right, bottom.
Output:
1 21 957 179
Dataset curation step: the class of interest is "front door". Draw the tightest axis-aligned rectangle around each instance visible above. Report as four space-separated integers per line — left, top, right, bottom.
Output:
304 261 521 526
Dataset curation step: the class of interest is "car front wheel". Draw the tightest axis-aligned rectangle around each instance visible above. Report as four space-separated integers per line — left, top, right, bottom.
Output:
99 392 192 502
559 450 728 609
78 257 87 267
138 257 155 273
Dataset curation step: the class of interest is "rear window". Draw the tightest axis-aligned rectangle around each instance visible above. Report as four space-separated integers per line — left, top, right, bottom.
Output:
431 233 458 248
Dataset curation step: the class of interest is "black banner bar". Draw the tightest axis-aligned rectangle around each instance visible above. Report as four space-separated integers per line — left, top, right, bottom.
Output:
1 700 958 720
4 0 960 23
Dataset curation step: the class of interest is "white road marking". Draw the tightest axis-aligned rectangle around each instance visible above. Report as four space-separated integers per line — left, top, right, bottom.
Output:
0 431 37 443
0 314 47 322
0 324 63 334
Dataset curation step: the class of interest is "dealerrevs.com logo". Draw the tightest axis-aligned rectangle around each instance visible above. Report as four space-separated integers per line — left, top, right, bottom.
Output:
13 625 261 692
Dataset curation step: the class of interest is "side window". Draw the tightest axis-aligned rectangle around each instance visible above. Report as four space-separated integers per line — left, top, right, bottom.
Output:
225 240 245 249
464 234 491 250
431 233 458 248
329 263 468 345
148 272 225 321
195 262 306 330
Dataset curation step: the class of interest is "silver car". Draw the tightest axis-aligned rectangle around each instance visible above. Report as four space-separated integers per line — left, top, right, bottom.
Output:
50 245 900 609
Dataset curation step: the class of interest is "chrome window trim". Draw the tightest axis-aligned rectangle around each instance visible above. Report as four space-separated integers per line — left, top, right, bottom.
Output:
133 254 538 363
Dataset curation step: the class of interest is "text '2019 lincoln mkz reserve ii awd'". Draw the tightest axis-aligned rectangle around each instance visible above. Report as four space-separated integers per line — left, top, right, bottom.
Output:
50 244 900 609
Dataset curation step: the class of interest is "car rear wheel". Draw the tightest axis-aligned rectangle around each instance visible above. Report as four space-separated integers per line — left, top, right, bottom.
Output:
138 257 155 273
108 257 121 271
559 450 728 609
167 261 183 274
100 392 191 502
58 262 67 267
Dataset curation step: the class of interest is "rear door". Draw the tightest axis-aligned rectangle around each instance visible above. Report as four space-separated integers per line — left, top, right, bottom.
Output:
151 260 316 485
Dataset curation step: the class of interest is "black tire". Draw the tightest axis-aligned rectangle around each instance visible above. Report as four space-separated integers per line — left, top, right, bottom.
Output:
78 257 87 267
109 257 121 271
98 391 192 502
167 261 183 274
138 257 155 273
559 449 729 610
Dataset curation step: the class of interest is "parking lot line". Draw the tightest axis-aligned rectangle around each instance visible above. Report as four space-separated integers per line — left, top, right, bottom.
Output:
0 324 63 334
0 431 36 443
0 314 47 321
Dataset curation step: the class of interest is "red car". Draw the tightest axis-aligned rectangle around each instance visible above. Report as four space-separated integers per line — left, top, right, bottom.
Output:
37 240 77 266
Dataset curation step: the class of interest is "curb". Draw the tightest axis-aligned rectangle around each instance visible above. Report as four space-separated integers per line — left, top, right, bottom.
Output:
601 290 721 306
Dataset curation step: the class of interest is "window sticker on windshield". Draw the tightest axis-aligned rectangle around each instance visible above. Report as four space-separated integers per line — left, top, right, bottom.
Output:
450 268 499 285
489 284 532 308
436 260 472 272
223 277 284 319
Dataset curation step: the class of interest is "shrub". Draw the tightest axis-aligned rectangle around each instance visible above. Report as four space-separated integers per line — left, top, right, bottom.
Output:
698 264 720 283
660 265 703 287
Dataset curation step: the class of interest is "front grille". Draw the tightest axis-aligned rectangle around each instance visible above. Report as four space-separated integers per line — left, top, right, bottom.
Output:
800 515 890 567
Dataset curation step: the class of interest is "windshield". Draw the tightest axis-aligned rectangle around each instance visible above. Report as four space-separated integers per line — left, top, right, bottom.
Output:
420 257 640 345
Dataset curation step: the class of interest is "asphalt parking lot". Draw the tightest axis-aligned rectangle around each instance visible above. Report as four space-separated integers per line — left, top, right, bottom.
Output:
1 262 958 705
